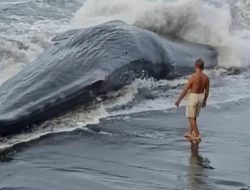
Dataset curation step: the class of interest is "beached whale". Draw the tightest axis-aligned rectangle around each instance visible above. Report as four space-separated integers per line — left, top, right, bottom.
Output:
0 21 217 136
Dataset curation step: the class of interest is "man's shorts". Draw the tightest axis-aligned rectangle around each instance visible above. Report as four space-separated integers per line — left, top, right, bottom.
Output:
186 93 205 118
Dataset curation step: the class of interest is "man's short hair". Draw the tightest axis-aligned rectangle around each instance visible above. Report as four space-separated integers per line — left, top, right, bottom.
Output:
195 59 204 70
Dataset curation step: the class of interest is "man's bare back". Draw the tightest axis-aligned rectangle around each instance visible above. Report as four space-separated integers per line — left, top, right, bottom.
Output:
175 71 210 108
189 72 209 94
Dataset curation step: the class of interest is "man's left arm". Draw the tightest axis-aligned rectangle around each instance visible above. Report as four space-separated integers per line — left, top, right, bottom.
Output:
202 78 210 107
175 78 192 107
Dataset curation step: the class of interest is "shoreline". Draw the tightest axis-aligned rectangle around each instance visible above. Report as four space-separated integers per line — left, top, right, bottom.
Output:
0 98 249 189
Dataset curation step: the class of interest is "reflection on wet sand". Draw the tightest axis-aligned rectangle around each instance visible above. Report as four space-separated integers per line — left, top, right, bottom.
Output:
187 140 214 190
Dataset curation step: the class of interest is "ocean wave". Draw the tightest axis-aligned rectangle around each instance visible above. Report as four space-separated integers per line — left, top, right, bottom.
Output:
231 0 250 30
0 21 66 83
72 0 250 68
0 0 84 83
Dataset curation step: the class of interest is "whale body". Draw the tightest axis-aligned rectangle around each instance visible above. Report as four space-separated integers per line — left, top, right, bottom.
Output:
0 21 217 136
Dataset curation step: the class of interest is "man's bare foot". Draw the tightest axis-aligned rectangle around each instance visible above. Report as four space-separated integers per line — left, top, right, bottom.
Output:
190 134 201 140
184 132 192 138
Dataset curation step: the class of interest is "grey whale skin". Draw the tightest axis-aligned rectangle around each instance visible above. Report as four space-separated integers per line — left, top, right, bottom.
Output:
0 21 217 136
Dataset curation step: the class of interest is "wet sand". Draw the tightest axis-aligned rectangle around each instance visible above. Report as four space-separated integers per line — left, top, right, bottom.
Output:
0 98 250 190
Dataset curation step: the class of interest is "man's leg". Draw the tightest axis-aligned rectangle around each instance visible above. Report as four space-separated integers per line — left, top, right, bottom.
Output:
186 118 193 136
185 104 193 137
189 117 200 138
184 118 194 138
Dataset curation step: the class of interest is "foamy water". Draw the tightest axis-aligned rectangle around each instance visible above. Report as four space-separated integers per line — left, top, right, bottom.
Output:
0 0 83 81
72 0 250 68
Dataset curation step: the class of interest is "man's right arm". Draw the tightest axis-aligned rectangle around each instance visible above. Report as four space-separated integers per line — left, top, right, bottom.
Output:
175 77 193 107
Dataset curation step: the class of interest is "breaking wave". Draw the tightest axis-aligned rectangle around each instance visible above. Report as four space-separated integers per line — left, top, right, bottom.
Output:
72 0 250 68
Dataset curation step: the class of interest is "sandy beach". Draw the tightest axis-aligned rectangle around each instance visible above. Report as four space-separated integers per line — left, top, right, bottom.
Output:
0 98 249 190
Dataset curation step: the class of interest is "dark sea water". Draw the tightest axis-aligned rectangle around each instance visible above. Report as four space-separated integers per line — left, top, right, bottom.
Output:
0 0 250 189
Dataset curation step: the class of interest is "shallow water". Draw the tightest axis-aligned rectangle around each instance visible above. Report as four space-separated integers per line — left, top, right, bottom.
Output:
0 98 250 190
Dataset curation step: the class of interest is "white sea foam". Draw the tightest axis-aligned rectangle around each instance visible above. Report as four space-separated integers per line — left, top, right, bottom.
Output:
0 20 70 83
0 0 79 84
72 0 250 68
0 104 109 151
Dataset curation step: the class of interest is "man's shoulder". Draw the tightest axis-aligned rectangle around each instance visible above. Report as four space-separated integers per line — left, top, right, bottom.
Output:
189 74 196 81
190 73 201 79
202 72 209 80
201 72 209 79
202 73 210 84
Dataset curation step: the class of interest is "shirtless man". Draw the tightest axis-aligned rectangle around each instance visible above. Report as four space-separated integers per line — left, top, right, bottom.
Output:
175 59 210 140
